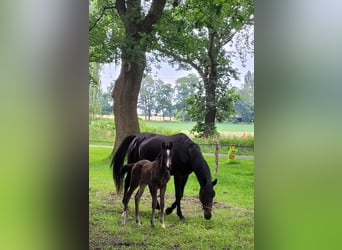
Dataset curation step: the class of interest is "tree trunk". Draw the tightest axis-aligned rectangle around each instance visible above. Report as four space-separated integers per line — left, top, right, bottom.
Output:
112 58 146 152
204 77 217 137
203 29 218 138
112 0 167 151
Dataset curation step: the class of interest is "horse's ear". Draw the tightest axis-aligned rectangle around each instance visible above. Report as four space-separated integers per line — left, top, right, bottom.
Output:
161 142 166 149
169 142 173 148
212 179 217 186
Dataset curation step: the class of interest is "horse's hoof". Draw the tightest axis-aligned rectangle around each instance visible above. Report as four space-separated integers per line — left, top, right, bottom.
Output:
161 223 166 229
165 207 173 215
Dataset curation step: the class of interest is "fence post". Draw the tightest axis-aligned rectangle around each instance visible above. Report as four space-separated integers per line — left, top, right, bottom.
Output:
214 134 219 175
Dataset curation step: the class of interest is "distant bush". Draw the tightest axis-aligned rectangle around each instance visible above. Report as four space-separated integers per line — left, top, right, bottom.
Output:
139 119 179 135
89 118 115 130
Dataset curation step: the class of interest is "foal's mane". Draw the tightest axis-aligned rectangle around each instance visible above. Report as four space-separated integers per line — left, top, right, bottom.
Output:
155 143 171 172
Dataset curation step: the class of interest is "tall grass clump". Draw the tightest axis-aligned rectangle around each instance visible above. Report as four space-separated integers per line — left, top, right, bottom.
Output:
139 119 180 135
89 118 115 145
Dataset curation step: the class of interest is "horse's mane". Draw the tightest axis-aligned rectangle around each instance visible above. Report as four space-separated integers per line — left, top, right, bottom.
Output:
185 137 212 187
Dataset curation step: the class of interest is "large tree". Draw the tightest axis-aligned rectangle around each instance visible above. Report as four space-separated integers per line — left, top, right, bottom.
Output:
155 0 254 137
90 0 177 151
113 0 170 150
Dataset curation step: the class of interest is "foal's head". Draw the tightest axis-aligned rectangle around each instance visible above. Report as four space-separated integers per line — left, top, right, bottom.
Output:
160 142 173 171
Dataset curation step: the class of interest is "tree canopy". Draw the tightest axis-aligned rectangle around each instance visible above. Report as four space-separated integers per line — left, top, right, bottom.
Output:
154 0 254 137
89 0 254 139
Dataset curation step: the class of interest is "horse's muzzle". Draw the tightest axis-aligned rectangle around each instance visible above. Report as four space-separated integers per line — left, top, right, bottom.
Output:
204 212 212 220
202 204 212 220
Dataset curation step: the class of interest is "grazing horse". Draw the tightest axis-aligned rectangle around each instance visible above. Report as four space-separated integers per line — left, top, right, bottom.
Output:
111 133 217 220
119 142 173 228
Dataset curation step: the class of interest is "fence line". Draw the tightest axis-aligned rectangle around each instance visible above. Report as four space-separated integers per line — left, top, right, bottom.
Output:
197 143 254 149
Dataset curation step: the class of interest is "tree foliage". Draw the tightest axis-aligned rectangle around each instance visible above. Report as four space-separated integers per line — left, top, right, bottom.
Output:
154 0 254 137
88 0 253 141
138 75 157 120
174 74 198 121
138 76 174 120
89 63 103 119
235 71 254 122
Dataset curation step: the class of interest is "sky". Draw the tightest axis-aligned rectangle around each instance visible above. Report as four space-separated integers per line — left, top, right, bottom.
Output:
99 53 254 92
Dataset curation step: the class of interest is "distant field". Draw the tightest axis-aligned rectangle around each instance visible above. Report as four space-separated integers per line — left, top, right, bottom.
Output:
94 115 254 134
89 117 254 152
142 120 254 136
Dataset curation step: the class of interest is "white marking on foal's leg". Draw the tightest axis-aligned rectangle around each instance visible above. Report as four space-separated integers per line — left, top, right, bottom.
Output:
121 211 127 225
136 215 142 226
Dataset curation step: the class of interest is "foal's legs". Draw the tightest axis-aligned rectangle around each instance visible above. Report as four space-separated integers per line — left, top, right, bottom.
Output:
150 186 158 227
121 182 139 225
134 184 146 225
159 185 167 228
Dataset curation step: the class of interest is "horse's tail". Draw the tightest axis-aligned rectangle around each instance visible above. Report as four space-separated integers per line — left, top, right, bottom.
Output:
110 135 136 194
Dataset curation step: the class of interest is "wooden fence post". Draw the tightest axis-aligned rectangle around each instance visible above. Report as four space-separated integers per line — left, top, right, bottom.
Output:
214 134 219 175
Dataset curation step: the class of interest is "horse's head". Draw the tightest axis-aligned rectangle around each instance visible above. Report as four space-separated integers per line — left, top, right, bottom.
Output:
161 141 173 171
199 178 217 220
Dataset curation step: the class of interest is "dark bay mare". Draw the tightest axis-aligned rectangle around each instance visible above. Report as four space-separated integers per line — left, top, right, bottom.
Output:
119 142 173 228
111 132 217 220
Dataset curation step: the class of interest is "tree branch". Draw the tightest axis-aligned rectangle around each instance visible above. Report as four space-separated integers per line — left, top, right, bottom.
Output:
89 6 116 32
115 0 127 20
140 0 167 33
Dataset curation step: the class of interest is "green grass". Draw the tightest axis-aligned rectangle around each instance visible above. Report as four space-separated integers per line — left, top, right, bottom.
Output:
89 147 254 249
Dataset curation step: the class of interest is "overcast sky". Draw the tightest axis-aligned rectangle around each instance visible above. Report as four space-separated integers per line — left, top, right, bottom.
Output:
99 52 254 92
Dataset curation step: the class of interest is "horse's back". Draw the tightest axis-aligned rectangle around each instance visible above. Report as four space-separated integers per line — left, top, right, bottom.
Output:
138 133 194 174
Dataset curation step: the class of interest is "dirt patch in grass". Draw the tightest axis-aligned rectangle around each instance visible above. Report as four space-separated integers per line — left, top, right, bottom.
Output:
92 190 253 218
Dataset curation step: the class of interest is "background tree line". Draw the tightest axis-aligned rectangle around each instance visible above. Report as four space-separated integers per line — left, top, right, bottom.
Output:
89 69 254 124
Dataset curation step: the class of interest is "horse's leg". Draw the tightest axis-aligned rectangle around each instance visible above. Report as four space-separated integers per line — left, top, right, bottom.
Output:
165 176 179 216
134 184 146 226
175 174 189 220
150 186 158 227
159 185 166 228
166 174 188 220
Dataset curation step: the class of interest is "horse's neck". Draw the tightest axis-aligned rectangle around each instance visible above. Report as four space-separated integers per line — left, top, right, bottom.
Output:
157 160 168 173
191 156 212 187
152 154 166 172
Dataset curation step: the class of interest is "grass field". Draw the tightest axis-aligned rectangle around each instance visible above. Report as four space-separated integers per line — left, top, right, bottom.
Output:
89 147 254 249
89 118 254 154
140 120 254 133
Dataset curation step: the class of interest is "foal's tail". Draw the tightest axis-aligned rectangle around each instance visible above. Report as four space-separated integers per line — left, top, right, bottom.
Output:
120 163 134 178
110 135 136 194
